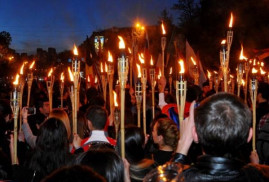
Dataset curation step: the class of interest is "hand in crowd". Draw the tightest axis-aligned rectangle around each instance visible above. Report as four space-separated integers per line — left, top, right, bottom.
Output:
18 131 25 142
176 101 196 155
158 76 166 93
250 150 259 164
73 133 82 149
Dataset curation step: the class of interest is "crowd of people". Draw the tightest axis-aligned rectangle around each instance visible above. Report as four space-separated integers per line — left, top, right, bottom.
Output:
0 76 269 182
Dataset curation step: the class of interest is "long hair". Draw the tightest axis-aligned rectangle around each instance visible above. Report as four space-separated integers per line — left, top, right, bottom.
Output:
49 109 71 139
29 118 69 177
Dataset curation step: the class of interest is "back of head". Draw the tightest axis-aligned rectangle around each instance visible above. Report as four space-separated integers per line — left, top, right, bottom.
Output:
258 82 269 101
49 109 71 139
0 99 12 119
194 93 251 156
42 165 105 182
85 105 107 130
75 149 124 182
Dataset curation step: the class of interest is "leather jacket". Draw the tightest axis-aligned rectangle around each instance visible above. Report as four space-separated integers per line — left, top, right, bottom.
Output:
174 154 269 182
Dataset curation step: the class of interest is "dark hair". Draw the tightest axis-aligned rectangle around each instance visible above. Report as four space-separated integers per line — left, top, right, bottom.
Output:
117 125 145 164
41 165 105 182
155 118 179 151
85 105 107 130
75 149 124 182
35 97 49 109
0 99 12 118
29 118 69 177
194 93 251 156
258 82 269 100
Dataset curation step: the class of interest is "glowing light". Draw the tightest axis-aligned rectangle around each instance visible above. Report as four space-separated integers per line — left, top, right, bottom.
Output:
178 59 185 74
230 75 234 78
29 61 35 69
13 74 20 85
73 44 78 56
20 63 25 75
94 76 98 83
261 62 264 67
241 79 245 86
138 53 145 64
260 67 266 75
100 62 103 73
252 67 258 74
113 91 118 107
128 47 132 54
150 56 154 66
191 57 196 65
158 68 162 79
48 68 53 77
229 12 233 28
169 67 172 75
161 22 166 35
87 75 90 83
105 63 108 73
68 67 74 82
60 72 64 82
221 40 226 44
239 45 247 60
137 64 141 78
118 36 125 49
108 51 113 63
207 70 211 79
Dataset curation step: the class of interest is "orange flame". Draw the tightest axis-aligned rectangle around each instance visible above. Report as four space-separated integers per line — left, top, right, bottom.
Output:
169 67 172 75
191 57 196 65
100 62 103 73
118 36 125 49
207 70 211 79
261 62 264 67
105 63 108 73
178 59 185 73
221 40 226 44
241 79 245 86
137 64 141 78
13 74 20 85
68 67 74 81
230 75 234 78
229 12 233 28
252 67 258 74
87 75 90 83
138 53 145 64
161 22 166 35
150 55 154 66
20 63 25 75
29 60 35 69
113 91 118 107
94 76 98 83
128 47 132 54
108 51 113 63
239 44 247 60
48 68 53 77
60 72 64 82
158 68 162 79
73 44 78 56
260 67 266 75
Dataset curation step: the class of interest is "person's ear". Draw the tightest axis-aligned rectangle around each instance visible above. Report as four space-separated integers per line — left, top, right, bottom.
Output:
247 128 253 143
192 127 199 143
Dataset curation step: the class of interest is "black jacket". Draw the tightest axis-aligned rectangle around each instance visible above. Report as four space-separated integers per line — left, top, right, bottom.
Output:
174 154 269 182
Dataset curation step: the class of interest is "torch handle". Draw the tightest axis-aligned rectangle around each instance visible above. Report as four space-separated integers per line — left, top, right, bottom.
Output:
120 85 125 158
152 85 155 120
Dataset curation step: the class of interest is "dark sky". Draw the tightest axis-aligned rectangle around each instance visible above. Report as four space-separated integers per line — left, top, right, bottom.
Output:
0 0 178 54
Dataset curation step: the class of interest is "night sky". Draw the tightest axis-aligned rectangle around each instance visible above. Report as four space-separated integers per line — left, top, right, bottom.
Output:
0 0 177 54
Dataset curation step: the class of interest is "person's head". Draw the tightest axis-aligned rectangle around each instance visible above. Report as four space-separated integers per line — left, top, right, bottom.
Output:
85 105 108 130
48 109 71 139
257 82 269 103
30 118 69 177
77 111 90 139
0 99 12 122
117 125 145 164
202 81 210 95
194 93 252 156
75 149 125 182
41 165 105 182
36 98 50 116
152 118 179 151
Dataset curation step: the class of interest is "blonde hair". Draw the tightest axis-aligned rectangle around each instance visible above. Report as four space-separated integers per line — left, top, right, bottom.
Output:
49 109 71 139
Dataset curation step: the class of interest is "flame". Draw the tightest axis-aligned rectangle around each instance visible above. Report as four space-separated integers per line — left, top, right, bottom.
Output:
29 60 35 69
138 53 145 64
161 22 166 35
191 57 196 65
20 63 25 75
230 75 234 78
116 80 119 85
113 91 118 107
128 47 132 54
207 70 211 79
105 63 108 72
169 67 172 75
158 68 162 79
214 71 218 74
118 36 125 49
60 72 64 82
241 79 245 86
253 59 256 66
260 67 266 75
48 68 53 77
229 12 233 28
137 64 141 78
87 75 90 82
73 44 78 56
13 74 20 85
136 23 140 28
221 40 226 45
252 67 258 74
239 44 247 60
100 62 103 73
94 76 98 83
261 62 264 67
178 59 185 73
108 51 113 63
68 67 74 81
150 56 154 66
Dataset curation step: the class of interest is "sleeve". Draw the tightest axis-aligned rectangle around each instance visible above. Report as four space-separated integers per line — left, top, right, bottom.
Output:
21 122 37 149
171 153 189 165
158 92 167 110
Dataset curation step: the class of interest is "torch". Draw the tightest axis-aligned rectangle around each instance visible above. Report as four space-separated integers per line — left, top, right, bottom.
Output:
108 51 114 117
113 91 120 140
135 64 142 128
19 63 25 131
249 65 258 151
220 40 229 92
169 67 172 94
118 36 129 158
60 72 64 108
176 59 187 138
227 12 234 53
46 68 54 111
207 70 213 90
10 74 20 164
86 75 91 89
161 22 166 76
139 53 147 136
149 56 156 120
100 62 108 102
68 67 75 133
191 57 199 85
27 61 35 107
244 60 251 103
238 44 247 97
